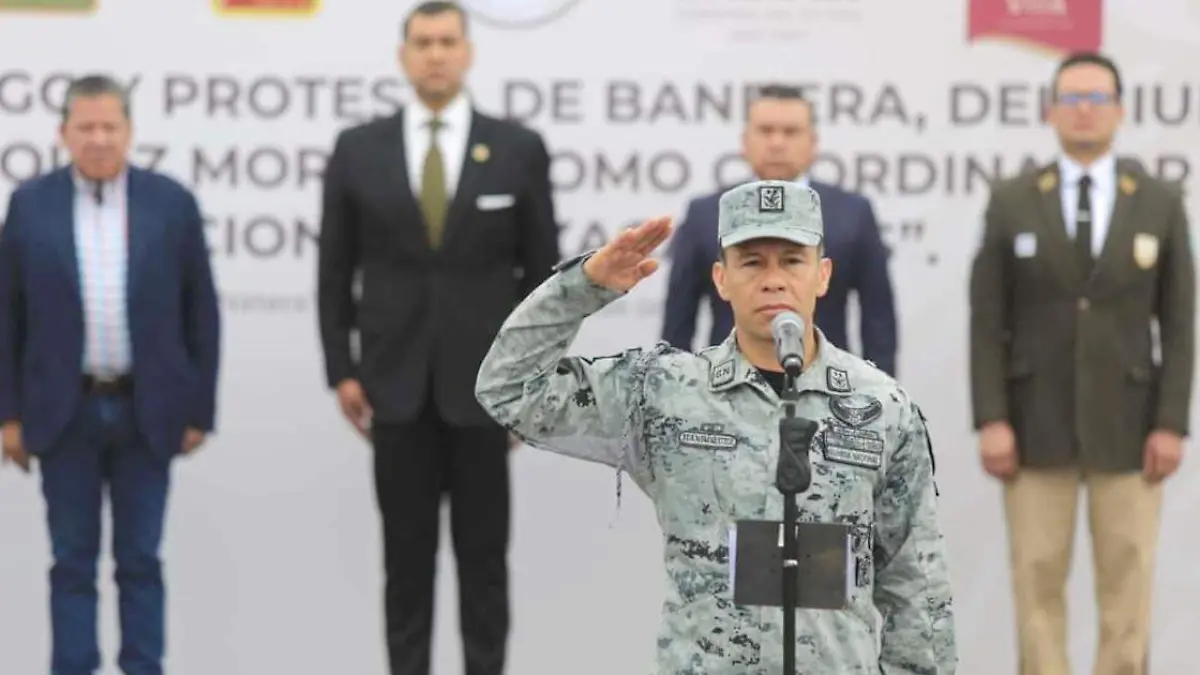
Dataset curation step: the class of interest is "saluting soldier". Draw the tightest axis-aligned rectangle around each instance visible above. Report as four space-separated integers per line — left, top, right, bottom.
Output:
476 180 957 673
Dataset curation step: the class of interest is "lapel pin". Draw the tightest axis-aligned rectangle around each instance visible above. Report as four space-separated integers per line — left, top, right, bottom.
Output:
472 143 490 163
1038 171 1057 193
1120 174 1137 195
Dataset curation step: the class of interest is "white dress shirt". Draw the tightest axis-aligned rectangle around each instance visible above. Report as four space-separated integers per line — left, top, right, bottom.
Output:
404 92 472 197
73 169 132 377
1058 153 1117 257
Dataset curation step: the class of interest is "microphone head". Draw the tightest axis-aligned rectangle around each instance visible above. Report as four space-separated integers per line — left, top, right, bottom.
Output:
770 310 805 337
770 311 806 374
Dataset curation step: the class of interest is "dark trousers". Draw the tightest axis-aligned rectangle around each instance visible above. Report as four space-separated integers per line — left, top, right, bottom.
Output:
372 396 510 675
38 394 171 675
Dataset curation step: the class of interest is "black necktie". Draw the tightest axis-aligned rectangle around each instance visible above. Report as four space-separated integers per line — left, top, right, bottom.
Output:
1075 174 1093 274
92 181 104 205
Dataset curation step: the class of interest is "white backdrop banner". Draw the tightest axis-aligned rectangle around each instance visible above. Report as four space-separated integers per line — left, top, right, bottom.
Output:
1 0 1198 673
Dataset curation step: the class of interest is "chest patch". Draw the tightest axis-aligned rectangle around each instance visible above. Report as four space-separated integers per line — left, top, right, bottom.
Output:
829 394 884 428
822 424 885 469
679 423 738 450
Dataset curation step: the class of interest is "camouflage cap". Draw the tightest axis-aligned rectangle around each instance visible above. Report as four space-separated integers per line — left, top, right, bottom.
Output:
717 180 824 249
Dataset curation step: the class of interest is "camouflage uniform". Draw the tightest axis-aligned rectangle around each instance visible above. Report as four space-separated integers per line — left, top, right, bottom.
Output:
475 180 957 674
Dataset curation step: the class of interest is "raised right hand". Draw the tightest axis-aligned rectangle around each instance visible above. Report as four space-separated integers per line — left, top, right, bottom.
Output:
336 379 372 439
979 420 1018 480
582 215 673 293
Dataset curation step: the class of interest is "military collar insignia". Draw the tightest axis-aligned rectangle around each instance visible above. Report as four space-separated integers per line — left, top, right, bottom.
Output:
747 369 769 387
709 359 736 388
829 394 884 428
825 367 851 393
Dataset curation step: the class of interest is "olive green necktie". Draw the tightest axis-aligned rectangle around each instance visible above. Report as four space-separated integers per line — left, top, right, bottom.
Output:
419 116 448 249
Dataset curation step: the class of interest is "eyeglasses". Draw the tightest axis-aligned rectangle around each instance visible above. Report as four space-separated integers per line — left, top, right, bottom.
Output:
1055 91 1118 106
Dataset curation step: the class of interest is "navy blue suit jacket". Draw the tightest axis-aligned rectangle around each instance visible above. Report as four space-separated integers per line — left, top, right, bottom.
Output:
0 166 220 459
661 180 898 375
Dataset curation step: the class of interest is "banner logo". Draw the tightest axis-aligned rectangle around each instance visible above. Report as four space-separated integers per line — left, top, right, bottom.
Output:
967 0 1103 54
0 0 95 11
460 0 582 28
213 0 319 16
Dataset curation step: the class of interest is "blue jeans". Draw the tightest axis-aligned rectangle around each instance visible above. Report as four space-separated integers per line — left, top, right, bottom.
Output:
39 394 171 675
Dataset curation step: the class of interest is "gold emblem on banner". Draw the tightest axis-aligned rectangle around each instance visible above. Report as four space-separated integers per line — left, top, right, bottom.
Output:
1133 233 1159 270
472 143 490 163
1119 174 1138 195
0 0 95 11
213 0 320 16
1037 171 1057 192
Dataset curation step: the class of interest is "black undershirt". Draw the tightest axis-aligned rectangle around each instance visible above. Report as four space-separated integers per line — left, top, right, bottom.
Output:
755 368 786 397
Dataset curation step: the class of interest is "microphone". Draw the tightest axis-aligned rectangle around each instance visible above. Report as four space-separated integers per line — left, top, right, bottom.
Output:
770 310 806 378
773 310 814 493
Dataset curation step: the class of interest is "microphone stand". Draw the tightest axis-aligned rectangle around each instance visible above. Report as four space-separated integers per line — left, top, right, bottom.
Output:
776 365 816 675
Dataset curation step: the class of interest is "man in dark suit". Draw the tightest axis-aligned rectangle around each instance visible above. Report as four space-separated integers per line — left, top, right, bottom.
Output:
970 52 1194 675
316 3 560 674
661 84 898 375
0 74 221 675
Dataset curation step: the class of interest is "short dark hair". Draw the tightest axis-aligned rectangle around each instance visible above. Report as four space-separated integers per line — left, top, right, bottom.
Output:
402 1 468 39
749 83 816 125
1053 51 1123 99
62 74 130 124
